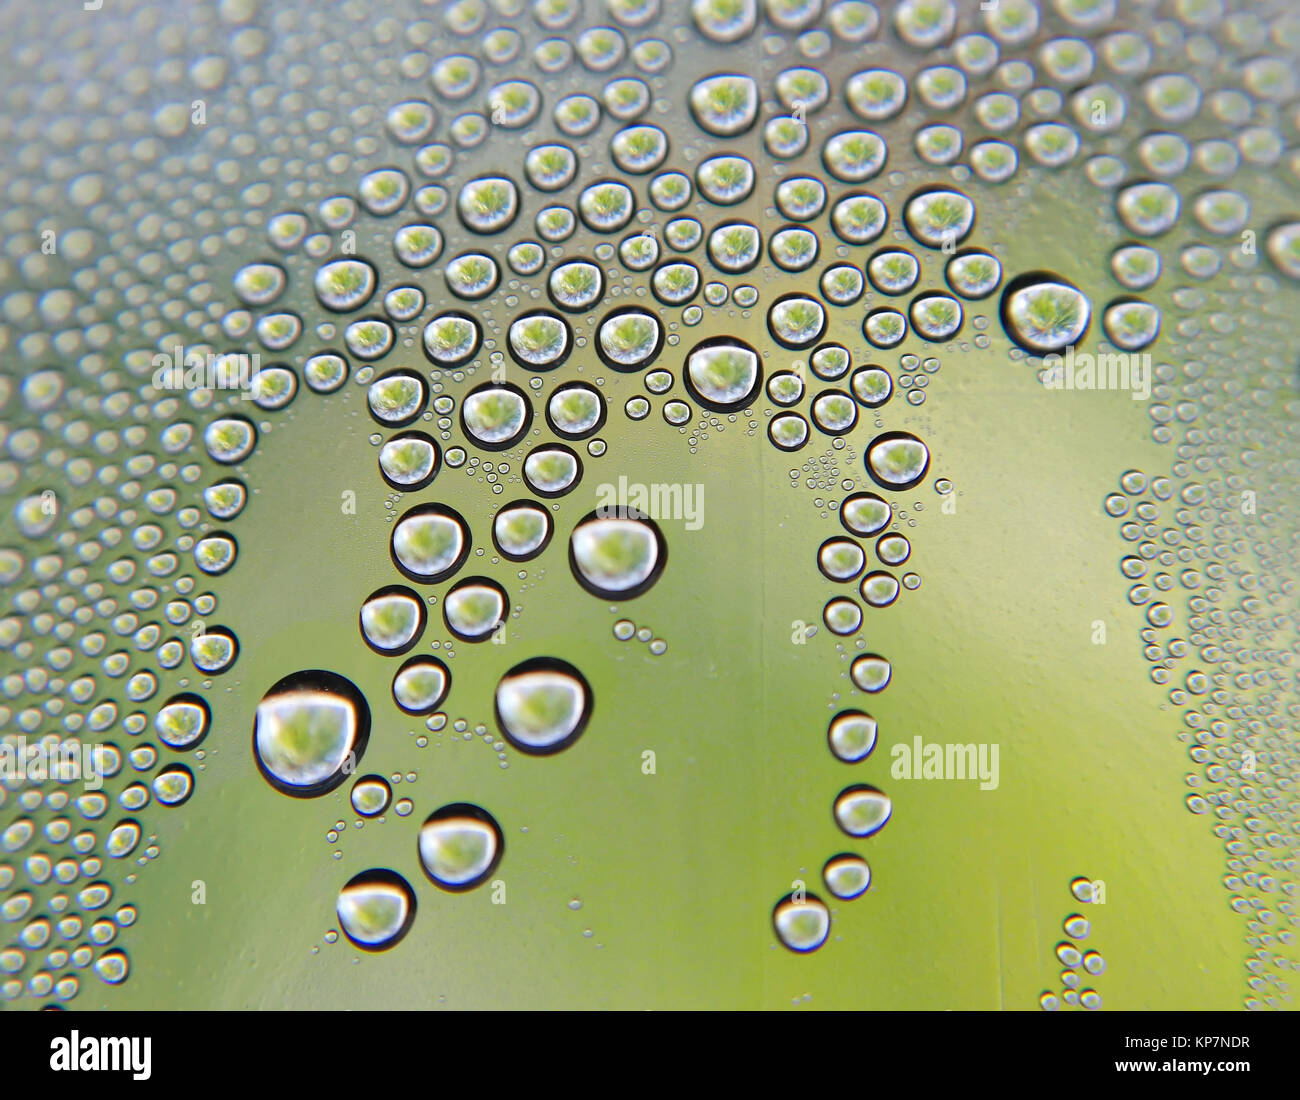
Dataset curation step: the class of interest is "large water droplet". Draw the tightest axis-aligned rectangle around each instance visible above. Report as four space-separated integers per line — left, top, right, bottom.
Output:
866 432 930 491
569 510 667 598
1000 272 1092 352
461 382 533 449
337 869 416 950
495 657 593 755
684 338 762 410
834 785 893 837
417 804 504 891
253 670 371 797
772 892 830 952
390 504 470 583
359 585 426 655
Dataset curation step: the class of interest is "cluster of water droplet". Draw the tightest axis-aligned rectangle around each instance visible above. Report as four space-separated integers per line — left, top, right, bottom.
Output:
1039 877 1105 1010
2 0 1298 1002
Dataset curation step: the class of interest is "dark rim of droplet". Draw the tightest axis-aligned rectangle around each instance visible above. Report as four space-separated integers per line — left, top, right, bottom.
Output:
195 530 238 576
359 584 426 655
772 891 829 953
568 507 668 600
524 443 583 498
706 219 762 274
909 291 964 342
547 256 606 313
367 369 427 428
389 503 471 584
304 350 351 393
154 764 194 807
444 251 500 299
421 310 482 368
840 491 890 535
207 415 257 466
492 499 554 561
944 247 1002 300
194 625 239 673
459 380 534 450
864 430 931 491
682 335 763 411
828 709 875 762
545 381 608 439
505 309 572 371
998 270 1091 354
252 669 372 797
494 657 593 756
768 413 809 451
766 292 827 350
158 692 210 751
337 869 416 950
850 365 893 408
443 576 510 642
378 430 441 492
817 536 865 581
315 257 377 313
418 803 505 890
392 656 451 714
811 389 858 435
594 305 665 372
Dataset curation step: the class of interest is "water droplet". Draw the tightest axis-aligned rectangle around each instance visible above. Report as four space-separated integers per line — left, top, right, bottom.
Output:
834 785 892 837
823 854 872 899
494 658 593 755
254 670 371 796
773 892 830 952
392 657 450 715
360 586 426 655
1000 273 1091 353
390 504 471 584
866 432 930 491
828 710 878 763
337 869 416 950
